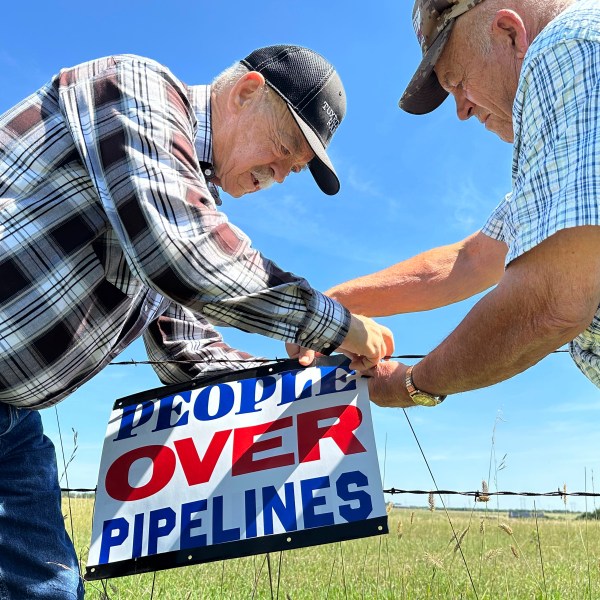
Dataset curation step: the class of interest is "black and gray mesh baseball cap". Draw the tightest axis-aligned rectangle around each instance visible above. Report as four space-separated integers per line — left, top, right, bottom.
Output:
241 45 346 196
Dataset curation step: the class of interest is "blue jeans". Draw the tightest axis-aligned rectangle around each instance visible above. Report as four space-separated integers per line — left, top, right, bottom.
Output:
0 403 84 599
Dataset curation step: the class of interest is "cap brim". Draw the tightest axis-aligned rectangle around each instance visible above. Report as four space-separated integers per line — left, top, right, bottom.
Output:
399 23 453 115
287 107 340 196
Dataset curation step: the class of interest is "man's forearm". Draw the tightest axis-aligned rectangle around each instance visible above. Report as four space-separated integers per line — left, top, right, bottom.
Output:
413 227 600 395
413 282 584 395
327 232 506 317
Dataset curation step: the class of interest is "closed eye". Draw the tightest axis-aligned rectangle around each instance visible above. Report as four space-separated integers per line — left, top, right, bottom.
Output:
292 163 308 174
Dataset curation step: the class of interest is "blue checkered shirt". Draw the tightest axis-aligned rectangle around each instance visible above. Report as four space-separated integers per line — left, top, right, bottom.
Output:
482 0 600 388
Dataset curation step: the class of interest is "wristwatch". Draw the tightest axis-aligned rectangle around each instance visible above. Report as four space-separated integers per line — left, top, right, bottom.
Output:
405 365 446 407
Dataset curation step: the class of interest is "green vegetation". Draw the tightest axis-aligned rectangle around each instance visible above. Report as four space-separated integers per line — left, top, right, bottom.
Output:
66 497 600 599
577 508 600 521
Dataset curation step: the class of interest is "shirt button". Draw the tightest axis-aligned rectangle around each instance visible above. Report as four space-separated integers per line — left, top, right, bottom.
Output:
299 333 307 340
323 343 330 349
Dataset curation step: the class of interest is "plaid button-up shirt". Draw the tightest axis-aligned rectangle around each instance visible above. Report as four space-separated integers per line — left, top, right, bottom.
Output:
482 0 600 388
0 54 350 409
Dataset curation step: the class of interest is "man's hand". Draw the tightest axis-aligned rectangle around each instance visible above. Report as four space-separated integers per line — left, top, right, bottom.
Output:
365 361 415 408
286 314 394 372
338 314 394 371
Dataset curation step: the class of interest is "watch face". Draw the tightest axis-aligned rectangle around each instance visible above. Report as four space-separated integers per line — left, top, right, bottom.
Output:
411 393 441 407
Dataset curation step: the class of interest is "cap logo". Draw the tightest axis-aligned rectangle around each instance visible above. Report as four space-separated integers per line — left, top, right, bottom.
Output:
322 100 340 135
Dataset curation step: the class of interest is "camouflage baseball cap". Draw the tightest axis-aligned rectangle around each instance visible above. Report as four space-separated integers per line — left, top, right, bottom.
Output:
400 0 486 115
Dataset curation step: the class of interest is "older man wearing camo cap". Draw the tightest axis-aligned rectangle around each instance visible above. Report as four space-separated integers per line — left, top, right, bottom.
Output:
320 0 600 407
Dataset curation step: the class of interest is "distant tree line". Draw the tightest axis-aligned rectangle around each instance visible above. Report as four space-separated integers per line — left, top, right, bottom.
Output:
577 508 600 520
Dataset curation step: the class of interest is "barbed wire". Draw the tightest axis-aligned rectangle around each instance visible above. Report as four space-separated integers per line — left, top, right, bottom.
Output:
383 487 600 499
60 486 597 499
107 350 570 367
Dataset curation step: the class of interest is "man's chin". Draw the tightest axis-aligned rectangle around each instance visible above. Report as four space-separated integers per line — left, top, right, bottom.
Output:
486 121 514 143
497 130 514 143
219 182 247 198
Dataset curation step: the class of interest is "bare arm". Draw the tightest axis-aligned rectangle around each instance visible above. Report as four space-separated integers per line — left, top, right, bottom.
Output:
368 226 600 406
327 231 508 317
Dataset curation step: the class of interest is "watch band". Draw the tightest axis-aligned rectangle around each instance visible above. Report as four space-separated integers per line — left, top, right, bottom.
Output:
405 365 446 406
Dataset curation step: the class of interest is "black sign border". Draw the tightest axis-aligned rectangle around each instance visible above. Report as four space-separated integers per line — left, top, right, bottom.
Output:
85 516 388 580
86 354 386 581
113 355 351 410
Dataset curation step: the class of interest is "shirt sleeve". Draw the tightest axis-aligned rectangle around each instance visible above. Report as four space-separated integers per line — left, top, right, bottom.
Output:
143 302 266 384
481 193 512 242
505 36 600 265
54 55 350 353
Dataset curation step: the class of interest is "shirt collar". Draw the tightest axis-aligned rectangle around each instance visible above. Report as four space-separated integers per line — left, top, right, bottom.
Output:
188 84 222 205
188 84 213 165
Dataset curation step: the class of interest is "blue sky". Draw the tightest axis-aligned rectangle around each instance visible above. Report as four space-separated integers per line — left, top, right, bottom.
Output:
5 0 598 512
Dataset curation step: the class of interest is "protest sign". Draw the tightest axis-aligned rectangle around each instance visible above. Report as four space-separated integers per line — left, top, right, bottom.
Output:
86 356 388 580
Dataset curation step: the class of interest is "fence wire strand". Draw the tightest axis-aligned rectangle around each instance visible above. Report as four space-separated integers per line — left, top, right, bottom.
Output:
60 487 600 498
106 350 570 368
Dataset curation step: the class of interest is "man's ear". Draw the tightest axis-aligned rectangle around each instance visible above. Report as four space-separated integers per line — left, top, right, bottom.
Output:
227 71 266 113
492 9 530 59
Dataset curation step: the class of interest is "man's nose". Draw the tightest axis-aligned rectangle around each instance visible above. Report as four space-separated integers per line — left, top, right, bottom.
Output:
454 91 475 121
273 161 291 183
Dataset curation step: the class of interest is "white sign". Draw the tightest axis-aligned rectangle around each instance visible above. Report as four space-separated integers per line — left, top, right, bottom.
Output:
86 356 388 580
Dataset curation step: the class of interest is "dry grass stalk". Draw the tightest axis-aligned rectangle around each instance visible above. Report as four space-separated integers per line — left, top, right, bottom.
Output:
477 480 490 503
563 483 568 509
453 527 470 553
480 518 485 534
386 501 394 515
511 544 520 559
397 520 403 539
484 548 503 560
410 511 415 525
498 522 513 536
424 552 444 569
428 492 435 512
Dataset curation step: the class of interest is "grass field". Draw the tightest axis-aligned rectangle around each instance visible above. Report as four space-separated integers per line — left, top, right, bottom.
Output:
64 496 600 599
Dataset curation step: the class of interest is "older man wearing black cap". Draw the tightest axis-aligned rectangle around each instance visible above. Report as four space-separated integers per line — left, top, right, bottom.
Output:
0 47 393 598
322 0 600 406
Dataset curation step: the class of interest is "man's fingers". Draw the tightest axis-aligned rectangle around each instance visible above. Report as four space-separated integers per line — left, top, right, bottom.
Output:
285 342 316 366
383 327 395 358
349 355 378 372
297 348 316 366
340 314 395 367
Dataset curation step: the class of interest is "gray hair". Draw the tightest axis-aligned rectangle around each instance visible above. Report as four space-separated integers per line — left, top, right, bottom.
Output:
457 0 574 55
211 61 287 114
211 62 285 108
211 61 251 95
